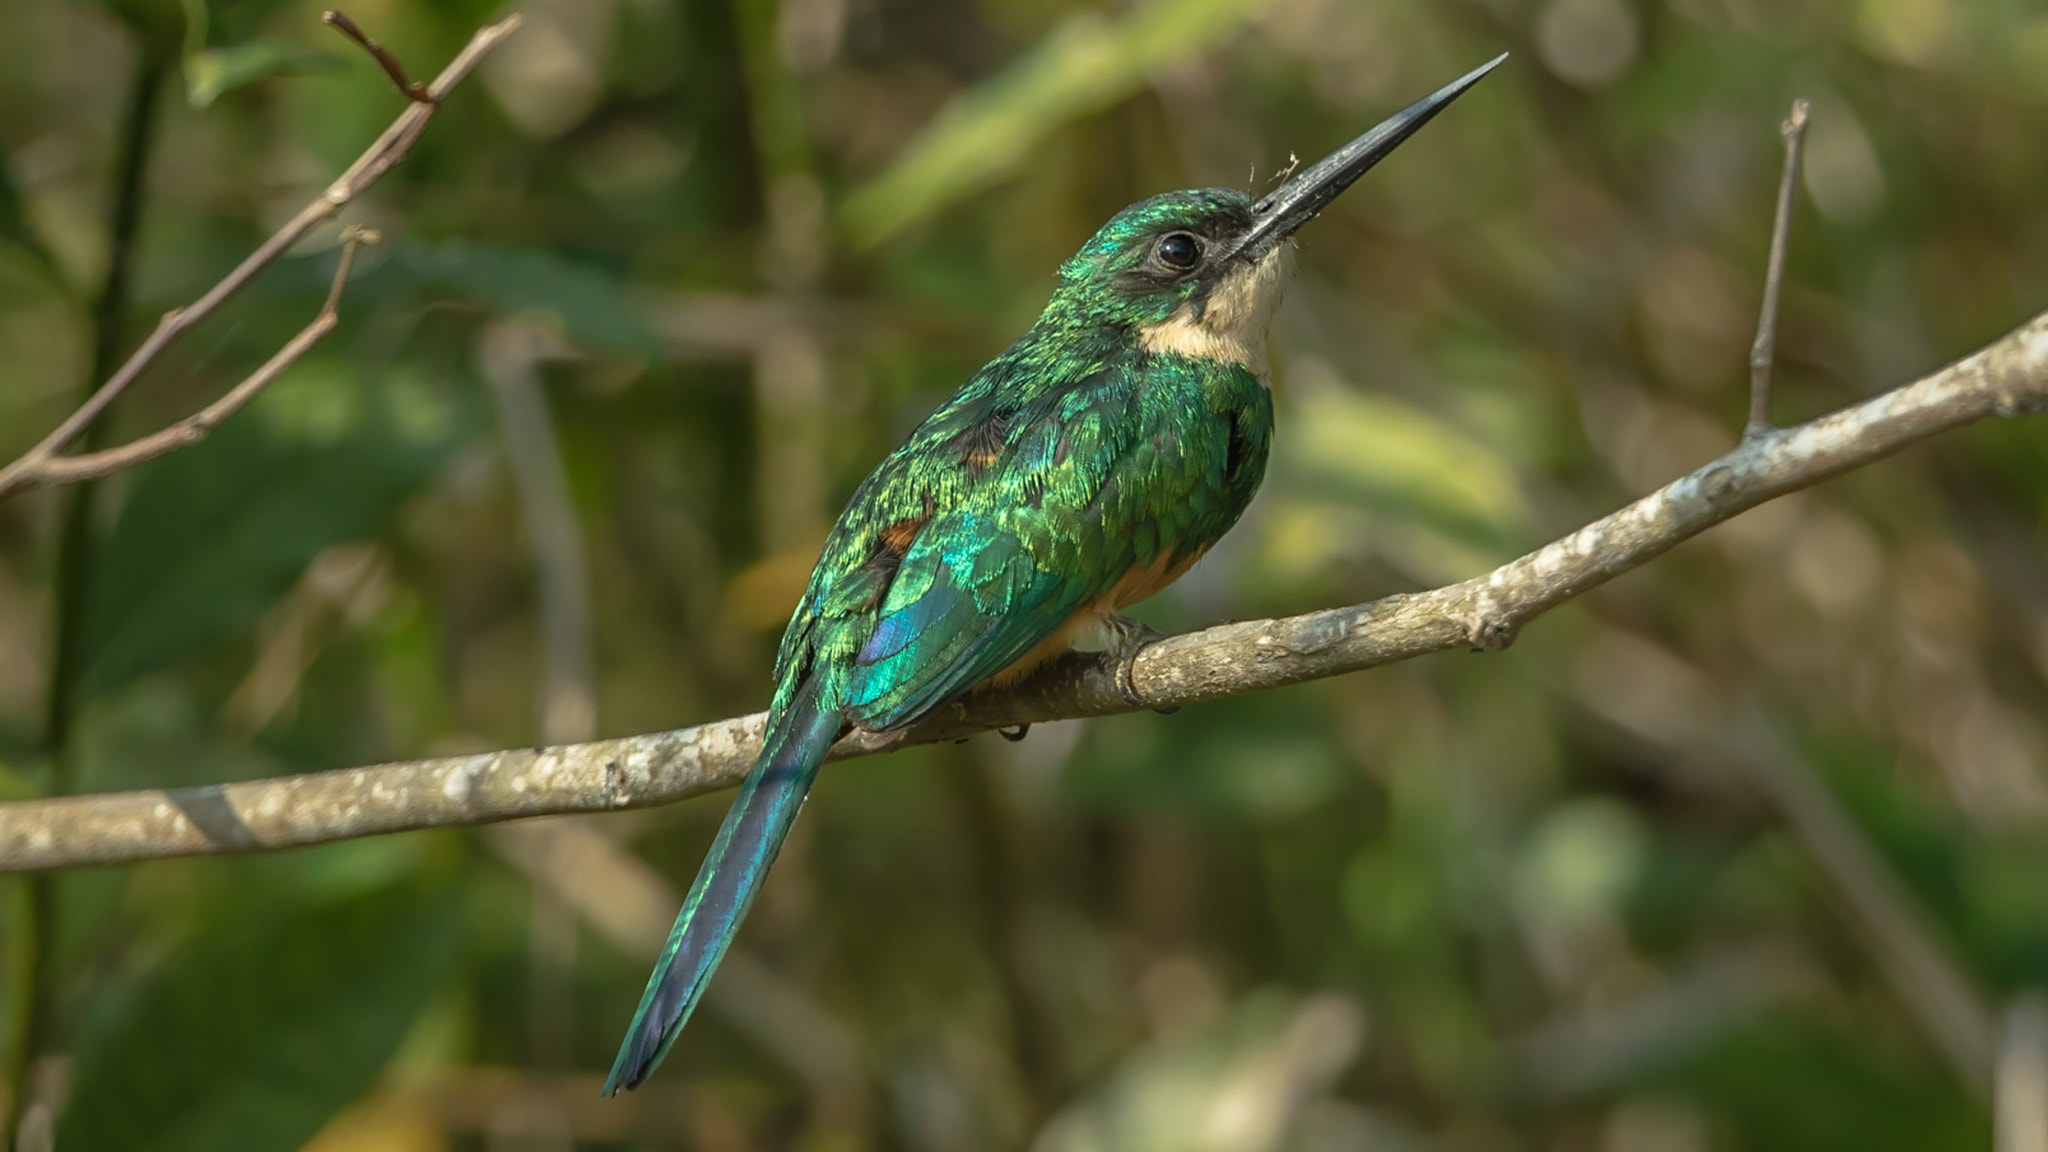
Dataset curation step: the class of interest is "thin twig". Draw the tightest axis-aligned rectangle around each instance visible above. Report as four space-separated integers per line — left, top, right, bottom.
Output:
1747 98 1811 438
323 10 433 103
0 309 2044 871
22 229 379 488
0 14 522 505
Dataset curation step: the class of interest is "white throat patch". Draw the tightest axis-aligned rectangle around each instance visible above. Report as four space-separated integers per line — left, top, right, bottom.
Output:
1137 245 1292 382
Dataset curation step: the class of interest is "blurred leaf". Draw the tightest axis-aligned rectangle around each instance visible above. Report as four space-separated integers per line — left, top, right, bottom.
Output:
1511 798 1649 951
1036 989 1367 1152
1285 375 1529 545
404 240 665 358
1253 374 1532 587
58 877 463 1152
80 361 471 697
842 0 1281 245
184 40 340 108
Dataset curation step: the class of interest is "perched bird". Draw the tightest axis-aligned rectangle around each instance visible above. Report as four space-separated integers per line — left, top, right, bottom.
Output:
604 53 1505 1094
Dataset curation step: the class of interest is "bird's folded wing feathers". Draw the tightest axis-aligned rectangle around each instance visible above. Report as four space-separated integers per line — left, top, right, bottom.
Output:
844 530 1082 729
841 376 1136 731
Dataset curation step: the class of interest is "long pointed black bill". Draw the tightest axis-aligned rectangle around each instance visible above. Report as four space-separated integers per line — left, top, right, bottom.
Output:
1228 52 1507 261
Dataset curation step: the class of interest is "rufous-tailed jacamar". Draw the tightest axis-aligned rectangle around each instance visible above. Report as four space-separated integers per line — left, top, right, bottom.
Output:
605 53 1505 1094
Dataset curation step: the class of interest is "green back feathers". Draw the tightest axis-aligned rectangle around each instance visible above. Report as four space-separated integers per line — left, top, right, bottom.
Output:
768 186 1279 729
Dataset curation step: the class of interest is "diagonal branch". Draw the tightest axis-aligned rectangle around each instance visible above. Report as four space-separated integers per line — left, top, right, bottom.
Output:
1 309 2044 872
18 228 380 489
0 13 522 504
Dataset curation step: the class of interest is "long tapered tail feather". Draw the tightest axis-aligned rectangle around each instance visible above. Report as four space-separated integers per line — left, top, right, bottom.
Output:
603 679 842 1094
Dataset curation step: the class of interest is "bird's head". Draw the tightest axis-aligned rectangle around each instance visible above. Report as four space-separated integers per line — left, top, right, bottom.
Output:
1041 53 1506 377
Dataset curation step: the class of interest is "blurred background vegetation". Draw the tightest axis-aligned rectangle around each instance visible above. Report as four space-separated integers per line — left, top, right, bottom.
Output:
2 0 2047 1148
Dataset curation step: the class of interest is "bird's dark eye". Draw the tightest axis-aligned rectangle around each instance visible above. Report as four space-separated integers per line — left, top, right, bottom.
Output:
1154 232 1201 271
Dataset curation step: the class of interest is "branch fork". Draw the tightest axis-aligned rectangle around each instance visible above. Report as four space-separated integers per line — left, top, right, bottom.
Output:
0 13 521 504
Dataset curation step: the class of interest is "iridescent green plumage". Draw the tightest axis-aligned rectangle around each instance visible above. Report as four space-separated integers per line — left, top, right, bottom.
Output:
785 190 1274 732
605 55 1504 1094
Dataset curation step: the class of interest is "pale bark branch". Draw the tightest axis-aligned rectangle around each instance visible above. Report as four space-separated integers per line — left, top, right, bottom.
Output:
0 14 522 504
1 309 2045 873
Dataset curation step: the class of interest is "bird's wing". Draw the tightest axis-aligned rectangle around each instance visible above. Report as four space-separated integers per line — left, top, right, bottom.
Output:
841 369 1144 731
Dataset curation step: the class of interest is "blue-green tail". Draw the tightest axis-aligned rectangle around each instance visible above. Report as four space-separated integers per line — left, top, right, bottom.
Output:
603 679 842 1094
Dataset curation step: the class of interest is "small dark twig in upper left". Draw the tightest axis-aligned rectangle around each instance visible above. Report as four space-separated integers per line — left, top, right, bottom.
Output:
323 9 434 103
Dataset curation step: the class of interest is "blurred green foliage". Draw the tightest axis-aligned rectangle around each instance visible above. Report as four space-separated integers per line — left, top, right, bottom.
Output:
1 0 2046 1149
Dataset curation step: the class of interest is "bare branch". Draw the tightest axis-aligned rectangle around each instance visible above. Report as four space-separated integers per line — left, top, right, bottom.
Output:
1747 98 1811 438
1 310 2044 872
323 10 433 103
0 14 523 505
20 228 379 489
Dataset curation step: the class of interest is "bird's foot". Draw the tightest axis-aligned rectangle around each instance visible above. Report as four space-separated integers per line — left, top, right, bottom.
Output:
999 724 1031 742
1103 615 1168 709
